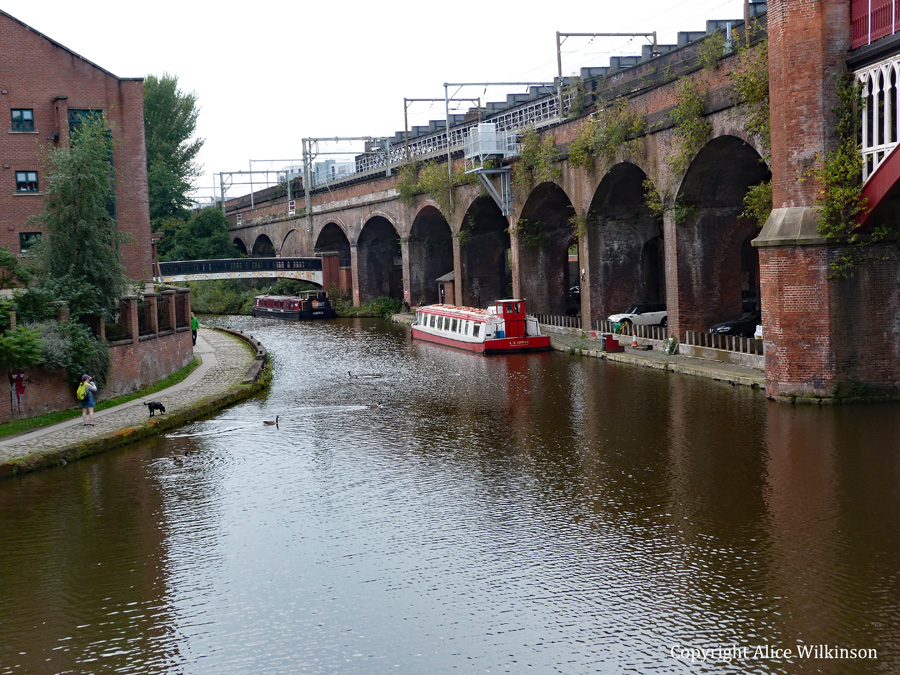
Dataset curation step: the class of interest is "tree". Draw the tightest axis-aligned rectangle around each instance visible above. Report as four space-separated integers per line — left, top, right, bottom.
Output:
0 326 44 373
166 207 241 261
29 113 130 321
144 73 203 226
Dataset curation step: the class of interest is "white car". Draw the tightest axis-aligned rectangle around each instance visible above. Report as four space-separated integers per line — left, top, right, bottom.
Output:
608 303 667 328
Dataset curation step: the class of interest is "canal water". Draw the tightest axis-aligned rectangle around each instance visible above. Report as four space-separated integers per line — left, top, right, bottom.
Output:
1 316 898 675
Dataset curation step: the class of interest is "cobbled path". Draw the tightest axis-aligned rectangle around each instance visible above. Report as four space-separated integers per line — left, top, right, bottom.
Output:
0 328 254 463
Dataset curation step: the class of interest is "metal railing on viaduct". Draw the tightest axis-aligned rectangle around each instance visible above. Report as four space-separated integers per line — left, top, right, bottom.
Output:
157 257 324 285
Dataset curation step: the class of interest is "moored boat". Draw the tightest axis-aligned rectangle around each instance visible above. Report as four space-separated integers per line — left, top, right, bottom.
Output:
252 291 336 320
411 299 551 354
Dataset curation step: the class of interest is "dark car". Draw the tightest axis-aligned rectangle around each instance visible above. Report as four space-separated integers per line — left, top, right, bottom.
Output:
742 290 758 312
709 311 762 338
565 284 581 316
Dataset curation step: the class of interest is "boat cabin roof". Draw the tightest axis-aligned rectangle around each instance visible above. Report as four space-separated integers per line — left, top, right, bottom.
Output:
256 291 327 301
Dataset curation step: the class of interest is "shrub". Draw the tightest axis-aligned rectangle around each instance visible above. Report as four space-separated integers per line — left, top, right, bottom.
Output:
37 320 111 388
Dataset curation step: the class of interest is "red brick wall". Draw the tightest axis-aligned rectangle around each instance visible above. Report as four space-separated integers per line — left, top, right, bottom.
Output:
768 0 851 209
0 328 193 424
0 11 152 280
759 246 835 397
760 244 900 400
106 328 194 397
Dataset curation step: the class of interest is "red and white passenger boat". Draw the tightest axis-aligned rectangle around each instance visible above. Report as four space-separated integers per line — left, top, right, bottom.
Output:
411 299 551 354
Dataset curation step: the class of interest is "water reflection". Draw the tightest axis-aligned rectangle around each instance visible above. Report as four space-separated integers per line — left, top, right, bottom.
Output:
0 316 897 674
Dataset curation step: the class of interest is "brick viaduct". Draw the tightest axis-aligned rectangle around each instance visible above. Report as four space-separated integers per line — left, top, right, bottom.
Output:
223 1 900 403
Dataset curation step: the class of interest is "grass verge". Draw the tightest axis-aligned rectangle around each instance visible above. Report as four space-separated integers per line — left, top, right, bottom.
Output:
0 357 200 440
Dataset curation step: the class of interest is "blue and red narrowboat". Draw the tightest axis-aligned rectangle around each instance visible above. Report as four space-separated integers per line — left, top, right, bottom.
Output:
252 291 336 320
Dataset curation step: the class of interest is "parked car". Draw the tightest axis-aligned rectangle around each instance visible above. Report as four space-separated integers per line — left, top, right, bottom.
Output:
709 311 762 338
565 284 581 316
742 290 758 312
608 303 667 328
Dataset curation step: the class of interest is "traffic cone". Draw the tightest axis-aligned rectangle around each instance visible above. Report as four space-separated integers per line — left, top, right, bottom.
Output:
631 332 639 348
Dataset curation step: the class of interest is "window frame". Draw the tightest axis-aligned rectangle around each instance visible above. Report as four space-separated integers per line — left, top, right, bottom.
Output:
18 232 41 254
15 171 38 193
11 109 34 132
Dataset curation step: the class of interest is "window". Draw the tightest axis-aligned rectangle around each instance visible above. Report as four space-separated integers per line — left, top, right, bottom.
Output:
19 232 41 254
473 324 480 338
15 171 38 192
451 318 458 332
429 314 435 328
11 109 34 131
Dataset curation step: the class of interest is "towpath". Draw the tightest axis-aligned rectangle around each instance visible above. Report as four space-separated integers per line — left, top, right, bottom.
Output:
0 328 265 478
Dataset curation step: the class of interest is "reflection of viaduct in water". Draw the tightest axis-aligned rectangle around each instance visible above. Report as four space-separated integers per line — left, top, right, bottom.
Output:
223 1 900 402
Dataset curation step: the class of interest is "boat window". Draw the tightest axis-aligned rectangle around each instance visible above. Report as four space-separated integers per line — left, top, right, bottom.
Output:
451 318 458 332
430 314 435 328
437 316 443 330
473 323 480 337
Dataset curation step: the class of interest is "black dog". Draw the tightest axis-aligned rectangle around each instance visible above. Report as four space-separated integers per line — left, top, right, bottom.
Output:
144 401 166 417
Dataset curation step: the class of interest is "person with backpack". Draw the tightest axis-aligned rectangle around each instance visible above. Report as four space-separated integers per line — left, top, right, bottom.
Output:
78 374 98 426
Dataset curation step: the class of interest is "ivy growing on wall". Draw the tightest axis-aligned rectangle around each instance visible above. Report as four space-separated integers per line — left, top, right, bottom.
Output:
512 218 549 249
667 79 712 175
698 30 728 71
513 128 562 188
395 160 477 215
568 99 646 170
569 213 588 240
643 176 667 220
731 37 770 150
803 73 892 277
396 161 425 204
741 180 773 228
564 77 587 118
642 176 696 225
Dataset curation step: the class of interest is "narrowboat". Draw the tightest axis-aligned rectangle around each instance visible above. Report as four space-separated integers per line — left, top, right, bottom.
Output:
411 299 551 354
252 291 337 320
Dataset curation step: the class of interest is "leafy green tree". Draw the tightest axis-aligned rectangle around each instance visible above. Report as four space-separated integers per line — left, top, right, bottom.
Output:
0 246 34 290
29 113 130 322
166 207 241 261
154 216 187 260
144 73 203 226
0 326 44 372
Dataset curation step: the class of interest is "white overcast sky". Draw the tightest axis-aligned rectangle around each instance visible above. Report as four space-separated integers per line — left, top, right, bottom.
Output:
8 0 749 200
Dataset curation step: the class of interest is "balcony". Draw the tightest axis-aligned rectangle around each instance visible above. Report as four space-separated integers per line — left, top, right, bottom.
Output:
852 0 900 50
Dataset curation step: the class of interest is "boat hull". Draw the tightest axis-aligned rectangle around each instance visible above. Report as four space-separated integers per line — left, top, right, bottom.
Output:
252 308 336 320
411 327 550 354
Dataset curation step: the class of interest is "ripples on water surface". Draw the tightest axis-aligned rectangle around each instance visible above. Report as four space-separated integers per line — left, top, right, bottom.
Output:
1 316 898 674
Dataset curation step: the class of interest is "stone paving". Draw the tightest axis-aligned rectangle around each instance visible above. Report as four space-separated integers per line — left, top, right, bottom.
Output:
545 329 766 389
0 328 255 465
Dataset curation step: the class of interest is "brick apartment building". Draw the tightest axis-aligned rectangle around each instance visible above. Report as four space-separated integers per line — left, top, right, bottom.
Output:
0 10 152 280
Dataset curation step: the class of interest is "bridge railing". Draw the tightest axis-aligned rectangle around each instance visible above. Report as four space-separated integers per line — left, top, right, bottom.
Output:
535 313 582 329
684 330 763 355
328 90 571 186
158 257 323 277
852 0 900 49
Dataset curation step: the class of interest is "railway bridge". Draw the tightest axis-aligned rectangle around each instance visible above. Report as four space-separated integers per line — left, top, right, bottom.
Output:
221 0 900 403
